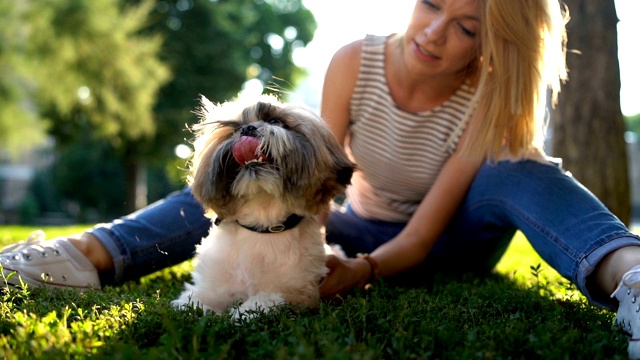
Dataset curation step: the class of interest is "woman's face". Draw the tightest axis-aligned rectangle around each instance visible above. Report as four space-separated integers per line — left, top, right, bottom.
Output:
403 0 480 78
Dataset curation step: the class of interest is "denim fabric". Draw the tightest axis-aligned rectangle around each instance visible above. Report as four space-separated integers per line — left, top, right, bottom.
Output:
325 160 640 309
89 188 211 285
90 160 640 309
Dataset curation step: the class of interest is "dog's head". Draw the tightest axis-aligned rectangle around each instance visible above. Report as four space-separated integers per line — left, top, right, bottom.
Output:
189 95 355 220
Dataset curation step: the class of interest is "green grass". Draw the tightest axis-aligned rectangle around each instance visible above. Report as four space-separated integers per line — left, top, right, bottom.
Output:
1 226 638 359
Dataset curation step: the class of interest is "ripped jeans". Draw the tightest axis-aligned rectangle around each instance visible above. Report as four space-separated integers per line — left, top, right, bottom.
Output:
90 159 640 309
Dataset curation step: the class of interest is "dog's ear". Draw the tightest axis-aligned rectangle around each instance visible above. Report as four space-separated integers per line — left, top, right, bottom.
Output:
191 140 242 215
318 126 355 199
330 145 355 187
189 115 242 217
323 127 355 187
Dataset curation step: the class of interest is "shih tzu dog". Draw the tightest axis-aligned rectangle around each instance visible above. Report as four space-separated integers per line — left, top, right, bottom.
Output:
171 95 354 317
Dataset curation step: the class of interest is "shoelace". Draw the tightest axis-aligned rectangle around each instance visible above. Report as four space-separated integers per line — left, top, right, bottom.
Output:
610 266 640 343
611 266 640 298
622 267 640 289
0 230 47 254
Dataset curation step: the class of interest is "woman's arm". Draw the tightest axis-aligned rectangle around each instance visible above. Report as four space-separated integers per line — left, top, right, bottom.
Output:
370 144 483 276
319 124 484 297
320 39 362 146
315 39 362 226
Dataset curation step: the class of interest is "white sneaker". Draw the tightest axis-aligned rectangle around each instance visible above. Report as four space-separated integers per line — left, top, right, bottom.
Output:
612 265 640 359
0 231 101 290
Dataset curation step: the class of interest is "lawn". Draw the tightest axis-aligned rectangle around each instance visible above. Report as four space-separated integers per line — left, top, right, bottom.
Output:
0 225 637 359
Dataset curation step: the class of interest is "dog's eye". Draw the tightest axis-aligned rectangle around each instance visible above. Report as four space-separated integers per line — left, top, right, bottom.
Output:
265 118 281 125
265 118 289 129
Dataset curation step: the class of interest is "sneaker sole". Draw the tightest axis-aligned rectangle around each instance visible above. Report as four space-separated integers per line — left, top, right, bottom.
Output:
1 267 98 290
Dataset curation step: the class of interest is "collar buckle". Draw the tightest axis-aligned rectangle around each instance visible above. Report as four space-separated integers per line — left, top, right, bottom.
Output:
267 224 286 233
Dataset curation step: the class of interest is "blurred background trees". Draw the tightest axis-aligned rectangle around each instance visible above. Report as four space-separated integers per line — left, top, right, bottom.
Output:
0 0 316 223
1 0 636 226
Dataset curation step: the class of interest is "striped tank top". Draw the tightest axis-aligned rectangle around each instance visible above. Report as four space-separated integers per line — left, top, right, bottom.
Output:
346 34 476 222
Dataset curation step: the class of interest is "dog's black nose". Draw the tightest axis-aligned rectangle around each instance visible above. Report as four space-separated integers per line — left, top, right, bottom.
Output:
240 125 258 137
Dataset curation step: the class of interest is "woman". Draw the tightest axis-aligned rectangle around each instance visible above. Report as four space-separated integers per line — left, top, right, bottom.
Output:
315 0 640 357
2 0 640 357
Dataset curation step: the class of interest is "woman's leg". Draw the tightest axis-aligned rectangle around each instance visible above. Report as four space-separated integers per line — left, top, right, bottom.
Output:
89 187 211 285
1 187 210 289
455 159 640 358
448 159 640 309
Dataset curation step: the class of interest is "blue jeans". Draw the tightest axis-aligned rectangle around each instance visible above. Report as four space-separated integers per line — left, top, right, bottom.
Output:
90 188 211 285
90 160 640 309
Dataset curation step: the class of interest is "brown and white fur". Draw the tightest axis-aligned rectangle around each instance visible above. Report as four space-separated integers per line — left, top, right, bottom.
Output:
171 95 354 317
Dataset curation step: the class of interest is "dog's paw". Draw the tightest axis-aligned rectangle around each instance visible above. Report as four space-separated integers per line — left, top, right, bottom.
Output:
229 307 247 322
229 306 264 323
231 292 285 321
172 290 200 311
170 299 191 310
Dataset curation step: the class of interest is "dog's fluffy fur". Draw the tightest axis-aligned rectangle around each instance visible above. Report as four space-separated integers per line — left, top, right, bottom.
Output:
171 95 354 317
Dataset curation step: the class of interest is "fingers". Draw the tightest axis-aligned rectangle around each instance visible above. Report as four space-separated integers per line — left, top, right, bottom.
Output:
319 254 344 298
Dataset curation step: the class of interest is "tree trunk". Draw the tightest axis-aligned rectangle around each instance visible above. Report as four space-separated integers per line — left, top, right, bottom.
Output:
124 151 148 214
551 0 631 225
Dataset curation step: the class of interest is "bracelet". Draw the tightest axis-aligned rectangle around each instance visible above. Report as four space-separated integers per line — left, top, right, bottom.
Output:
357 253 379 290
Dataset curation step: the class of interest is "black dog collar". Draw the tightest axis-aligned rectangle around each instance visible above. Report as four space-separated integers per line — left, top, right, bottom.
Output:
214 214 304 234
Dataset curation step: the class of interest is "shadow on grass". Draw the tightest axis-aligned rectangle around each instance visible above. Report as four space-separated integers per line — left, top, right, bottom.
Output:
1 227 635 358
2 268 628 359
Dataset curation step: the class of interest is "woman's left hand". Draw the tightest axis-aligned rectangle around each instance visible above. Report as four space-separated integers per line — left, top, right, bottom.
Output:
319 254 370 298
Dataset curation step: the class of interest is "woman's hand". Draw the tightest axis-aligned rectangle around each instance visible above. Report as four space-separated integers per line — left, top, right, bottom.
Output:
319 254 371 298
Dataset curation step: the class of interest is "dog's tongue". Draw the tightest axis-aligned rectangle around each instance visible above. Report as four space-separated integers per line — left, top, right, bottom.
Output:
232 136 262 165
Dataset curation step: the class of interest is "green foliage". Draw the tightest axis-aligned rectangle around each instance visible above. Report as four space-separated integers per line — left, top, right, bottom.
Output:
0 298 145 358
20 0 171 147
625 113 640 134
44 133 180 221
128 0 318 163
0 2 47 156
18 195 39 226
1 0 317 220
0 228 632 359
52 136 128 220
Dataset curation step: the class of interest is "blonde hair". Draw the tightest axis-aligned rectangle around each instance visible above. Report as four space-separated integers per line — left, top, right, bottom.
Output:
462 0 569 160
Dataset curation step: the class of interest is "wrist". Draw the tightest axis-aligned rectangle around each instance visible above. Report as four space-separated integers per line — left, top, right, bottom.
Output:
357 253 379 290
